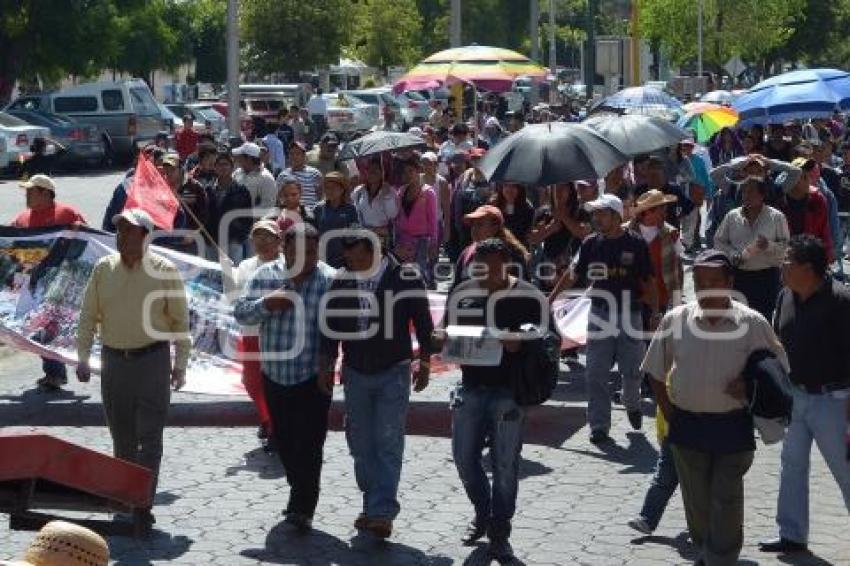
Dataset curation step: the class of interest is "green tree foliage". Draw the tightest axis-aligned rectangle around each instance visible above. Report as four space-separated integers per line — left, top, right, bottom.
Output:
189 0 227 83
639 0 803 69
241 0 354 76
349 0 423 70
766 0 850 68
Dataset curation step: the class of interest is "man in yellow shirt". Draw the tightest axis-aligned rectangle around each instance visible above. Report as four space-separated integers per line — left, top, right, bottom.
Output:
76 208 191 528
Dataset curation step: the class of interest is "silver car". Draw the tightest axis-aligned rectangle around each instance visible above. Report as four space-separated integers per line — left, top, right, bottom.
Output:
323 93 379 136
0 112 50 172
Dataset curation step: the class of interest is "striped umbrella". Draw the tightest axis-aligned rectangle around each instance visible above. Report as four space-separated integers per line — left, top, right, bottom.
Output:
393 45 546 93
677 104 739 143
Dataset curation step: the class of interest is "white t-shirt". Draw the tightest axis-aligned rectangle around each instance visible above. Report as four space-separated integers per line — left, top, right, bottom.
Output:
234 167 278 213
307 95 328 117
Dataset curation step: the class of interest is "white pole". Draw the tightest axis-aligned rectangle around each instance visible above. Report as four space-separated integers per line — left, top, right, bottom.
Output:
548 0 556 73
226 0 240 144
450 0 462 48
697 0 703 83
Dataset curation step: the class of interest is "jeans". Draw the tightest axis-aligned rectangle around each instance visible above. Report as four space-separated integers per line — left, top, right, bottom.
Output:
777 388 850 544
672 446 754 566
638 439 679 531
585 305 645 433
41 357 66 380
264 375 331 518
451 385 524 540
342 362 411 520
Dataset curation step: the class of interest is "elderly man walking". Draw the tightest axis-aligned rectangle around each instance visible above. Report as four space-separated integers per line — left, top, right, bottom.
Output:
76 209 191 527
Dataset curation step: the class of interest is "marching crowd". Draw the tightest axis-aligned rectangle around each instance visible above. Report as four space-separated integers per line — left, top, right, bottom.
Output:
6 93 850 565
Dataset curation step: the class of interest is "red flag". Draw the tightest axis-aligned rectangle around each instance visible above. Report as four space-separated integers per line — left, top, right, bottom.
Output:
125 154 179 230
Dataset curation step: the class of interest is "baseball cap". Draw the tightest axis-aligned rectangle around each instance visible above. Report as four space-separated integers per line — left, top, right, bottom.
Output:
420 151 438 163
112 208 155 232
232 142 261 158
161 152 180 167
584 193 624 217
320 132 339 145
250 219 282 238
407 126 423 138
693 249 733 270
463 205 504 226
19 174 56 192
469 147 486 160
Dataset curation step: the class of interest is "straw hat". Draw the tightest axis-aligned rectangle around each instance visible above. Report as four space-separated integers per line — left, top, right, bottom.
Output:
13 521 109 566
631 189 678 215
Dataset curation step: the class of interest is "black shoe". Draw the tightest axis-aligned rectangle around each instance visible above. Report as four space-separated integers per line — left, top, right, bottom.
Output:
758 537 807 553
628 410 643 431
262 436 277 454
257 424 269 440
461 520 488 545
589 430 611 445
488 538 515 563
36 376 63 392
284 512 312 533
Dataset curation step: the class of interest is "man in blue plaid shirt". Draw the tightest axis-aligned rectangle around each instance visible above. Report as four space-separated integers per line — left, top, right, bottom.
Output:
233 223 336 532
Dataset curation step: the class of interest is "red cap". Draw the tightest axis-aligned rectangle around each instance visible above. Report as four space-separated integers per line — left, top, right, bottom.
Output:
463 205 504 226
469 147 487 159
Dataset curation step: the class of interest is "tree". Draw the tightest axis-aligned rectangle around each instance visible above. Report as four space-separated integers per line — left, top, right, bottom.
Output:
349 0 423 70
638 0 803 71
241 0 354 76
188 0 227 83
0 0 120 101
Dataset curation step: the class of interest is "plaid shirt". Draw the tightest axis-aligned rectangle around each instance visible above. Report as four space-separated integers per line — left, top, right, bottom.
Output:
233 258 336 386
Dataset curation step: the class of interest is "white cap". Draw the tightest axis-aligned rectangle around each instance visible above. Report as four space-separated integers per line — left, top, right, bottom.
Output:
584 193 624 217
19 174 56 192
232 142 261 158
420 151 438 163
485 116 501 129
112 208 155 232
407 126 423 138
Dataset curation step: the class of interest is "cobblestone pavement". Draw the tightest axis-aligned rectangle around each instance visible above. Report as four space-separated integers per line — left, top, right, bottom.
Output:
0 348 847 565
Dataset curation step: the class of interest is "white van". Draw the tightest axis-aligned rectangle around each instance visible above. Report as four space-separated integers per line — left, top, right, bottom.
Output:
7 79 165 160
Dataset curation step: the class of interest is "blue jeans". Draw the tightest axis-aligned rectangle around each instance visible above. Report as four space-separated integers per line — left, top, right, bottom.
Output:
777 388 850 544
342 362 411 520
585 306 645 433
638 439 679 531
42 357 66 380
451 385 525 540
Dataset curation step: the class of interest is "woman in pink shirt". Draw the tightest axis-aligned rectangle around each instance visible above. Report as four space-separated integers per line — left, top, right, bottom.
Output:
394 156 439 287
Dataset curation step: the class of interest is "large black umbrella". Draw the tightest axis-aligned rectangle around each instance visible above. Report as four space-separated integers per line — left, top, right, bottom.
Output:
582 114 688 156
477 122 629 185
338 131 426 161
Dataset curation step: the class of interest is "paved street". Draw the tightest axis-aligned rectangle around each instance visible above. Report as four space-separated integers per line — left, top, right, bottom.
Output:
1 346 847 565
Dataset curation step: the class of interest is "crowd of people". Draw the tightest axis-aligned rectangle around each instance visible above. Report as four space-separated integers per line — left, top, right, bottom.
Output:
7 89 850 565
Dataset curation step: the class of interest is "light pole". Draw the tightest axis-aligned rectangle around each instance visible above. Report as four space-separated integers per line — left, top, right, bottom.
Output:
530 0 540 63
226 0 240 145
548 0 556 73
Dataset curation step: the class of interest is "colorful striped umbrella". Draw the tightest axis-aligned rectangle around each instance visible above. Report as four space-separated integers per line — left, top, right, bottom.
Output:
677 103 739 143
393 45 546 93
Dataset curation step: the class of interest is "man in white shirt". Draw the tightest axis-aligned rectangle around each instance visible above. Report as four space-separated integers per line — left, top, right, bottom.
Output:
307 88 328 137
232 142 278 212
714 178 790 320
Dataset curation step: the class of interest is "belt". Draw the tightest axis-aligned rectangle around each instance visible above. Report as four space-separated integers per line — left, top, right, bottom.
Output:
793 381 850 395
103 341 167 359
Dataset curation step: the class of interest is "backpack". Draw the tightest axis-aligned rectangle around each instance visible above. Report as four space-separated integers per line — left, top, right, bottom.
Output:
510 323 561 406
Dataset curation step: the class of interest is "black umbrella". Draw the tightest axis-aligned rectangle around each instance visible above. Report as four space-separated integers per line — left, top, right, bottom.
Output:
338 131 426 161
582 114 688 156
477 122 629 185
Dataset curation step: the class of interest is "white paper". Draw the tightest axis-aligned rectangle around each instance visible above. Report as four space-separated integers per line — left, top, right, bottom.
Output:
441 325 504 367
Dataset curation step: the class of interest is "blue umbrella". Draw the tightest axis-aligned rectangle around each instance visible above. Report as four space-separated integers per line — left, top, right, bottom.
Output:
733 68 850 125
589 86 683 120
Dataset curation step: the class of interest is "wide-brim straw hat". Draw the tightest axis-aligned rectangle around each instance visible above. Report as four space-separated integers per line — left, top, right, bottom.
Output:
15 520 109 566
632 189 678 215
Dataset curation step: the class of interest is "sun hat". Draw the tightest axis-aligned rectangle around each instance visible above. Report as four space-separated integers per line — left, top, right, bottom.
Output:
14 520 109 566
632 189 678 215
463 204 504 226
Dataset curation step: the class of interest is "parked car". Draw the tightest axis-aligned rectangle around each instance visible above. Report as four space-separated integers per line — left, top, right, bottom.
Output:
0 112 50 174
342 89 402 128
4 109 106 167
6 79 165 161
206 101 253 139
374 88 429 128
323 93 379 137
165 103 226 135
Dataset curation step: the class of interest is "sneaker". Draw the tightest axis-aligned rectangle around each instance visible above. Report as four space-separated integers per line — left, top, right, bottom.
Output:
461 519 488 545
758 537 807 553
488 538 515 563
589 430 611 445
628 410 643 431
627 517 653 535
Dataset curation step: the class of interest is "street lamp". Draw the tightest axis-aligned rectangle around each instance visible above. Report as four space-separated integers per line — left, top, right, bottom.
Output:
697 0 703 82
